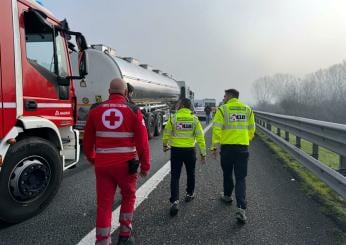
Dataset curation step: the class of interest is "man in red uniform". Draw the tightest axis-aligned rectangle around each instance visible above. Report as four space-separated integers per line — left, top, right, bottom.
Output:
84 78 150 245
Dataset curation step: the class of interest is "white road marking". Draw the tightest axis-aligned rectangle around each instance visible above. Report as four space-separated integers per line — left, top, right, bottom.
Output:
77 123 213 244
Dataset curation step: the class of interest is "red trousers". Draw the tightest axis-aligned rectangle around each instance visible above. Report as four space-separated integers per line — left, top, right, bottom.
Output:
95 162 137 244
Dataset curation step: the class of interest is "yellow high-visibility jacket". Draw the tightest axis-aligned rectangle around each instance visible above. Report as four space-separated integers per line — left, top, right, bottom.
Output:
163 108 206 156
212 98 255 147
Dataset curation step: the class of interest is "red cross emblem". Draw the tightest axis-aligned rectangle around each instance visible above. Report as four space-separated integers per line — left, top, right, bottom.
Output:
105 111 121 126
102 109 123 129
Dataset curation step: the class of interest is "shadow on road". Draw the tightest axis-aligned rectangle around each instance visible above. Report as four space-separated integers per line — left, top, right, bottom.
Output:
0 221 12 230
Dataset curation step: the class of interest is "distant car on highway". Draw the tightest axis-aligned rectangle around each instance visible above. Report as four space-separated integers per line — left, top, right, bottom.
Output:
195 106 206 120
194 98 217 120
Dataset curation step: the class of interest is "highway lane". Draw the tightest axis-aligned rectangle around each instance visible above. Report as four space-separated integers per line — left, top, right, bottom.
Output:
129 130 344 245
0 134 170 245
1 122 343 245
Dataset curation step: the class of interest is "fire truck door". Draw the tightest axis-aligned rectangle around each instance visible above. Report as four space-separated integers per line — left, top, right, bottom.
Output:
18 4 74 127
0 45 3 137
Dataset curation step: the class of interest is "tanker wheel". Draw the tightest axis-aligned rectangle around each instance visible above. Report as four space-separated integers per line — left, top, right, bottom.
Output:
147 113 155 139
154 113 163 136
0 137 62 223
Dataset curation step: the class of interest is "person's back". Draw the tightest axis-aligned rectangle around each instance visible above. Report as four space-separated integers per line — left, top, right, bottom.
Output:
169 108 201 148
215 98 254 145
83 78 150 244
204 105 212 124
204 105 212 115
211 88 255 224
86 94 145 166
163 98 206 216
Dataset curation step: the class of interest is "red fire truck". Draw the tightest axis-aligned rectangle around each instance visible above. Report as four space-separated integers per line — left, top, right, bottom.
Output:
0 0 87 223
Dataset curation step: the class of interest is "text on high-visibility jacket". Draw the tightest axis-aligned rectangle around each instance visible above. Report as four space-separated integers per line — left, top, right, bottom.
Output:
212 98 255 147
163 108 206 156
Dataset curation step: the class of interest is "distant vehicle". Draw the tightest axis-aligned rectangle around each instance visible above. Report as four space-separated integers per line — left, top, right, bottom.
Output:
72 44 192 139
194 98 216 120
177 81 195 103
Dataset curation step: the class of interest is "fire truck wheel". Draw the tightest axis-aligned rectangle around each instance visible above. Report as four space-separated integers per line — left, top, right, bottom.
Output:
0 137 62 223
154 113 163 136
147 113 155 139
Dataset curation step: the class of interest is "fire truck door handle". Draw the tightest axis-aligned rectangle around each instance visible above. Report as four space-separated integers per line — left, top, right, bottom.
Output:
25 100 37 110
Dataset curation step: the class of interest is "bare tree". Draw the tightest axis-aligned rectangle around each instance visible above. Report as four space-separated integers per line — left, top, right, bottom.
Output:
252 76 275 109
251 60 346 123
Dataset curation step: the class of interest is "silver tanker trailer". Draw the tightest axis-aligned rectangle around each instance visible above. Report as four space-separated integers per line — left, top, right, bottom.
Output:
72 44 191 139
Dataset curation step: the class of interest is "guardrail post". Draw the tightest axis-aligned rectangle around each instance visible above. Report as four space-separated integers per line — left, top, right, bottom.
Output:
285 131 289 142
276 128 281 136
339 156 346 176
312 144 319 159
296 136 301 148
266 122 271 131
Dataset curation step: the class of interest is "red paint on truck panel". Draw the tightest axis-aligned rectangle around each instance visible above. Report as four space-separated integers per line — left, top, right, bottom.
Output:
18 2 75 128
0 0 17 138
0 0 77 139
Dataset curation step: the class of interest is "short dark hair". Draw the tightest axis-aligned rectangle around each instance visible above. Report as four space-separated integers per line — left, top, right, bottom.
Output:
127 83 134 93
225 88 239 98
179 98 192 110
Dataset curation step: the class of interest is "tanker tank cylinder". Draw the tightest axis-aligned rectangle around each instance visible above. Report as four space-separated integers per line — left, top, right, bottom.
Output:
77 47 181 102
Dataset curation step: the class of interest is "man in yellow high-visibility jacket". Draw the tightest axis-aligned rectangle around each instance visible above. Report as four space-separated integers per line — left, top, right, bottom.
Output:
210 88 255 223
163 98 206 216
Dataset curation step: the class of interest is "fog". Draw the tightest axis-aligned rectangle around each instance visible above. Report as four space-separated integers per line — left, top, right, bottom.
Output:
45 0 346 105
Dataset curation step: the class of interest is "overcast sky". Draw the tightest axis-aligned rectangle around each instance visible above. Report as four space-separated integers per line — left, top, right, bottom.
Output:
45 0 346 104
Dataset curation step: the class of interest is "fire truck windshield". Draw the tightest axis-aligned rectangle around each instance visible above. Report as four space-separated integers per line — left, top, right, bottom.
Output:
24 11 69 83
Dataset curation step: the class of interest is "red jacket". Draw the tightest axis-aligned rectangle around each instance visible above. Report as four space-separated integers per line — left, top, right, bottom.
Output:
83 94 150 171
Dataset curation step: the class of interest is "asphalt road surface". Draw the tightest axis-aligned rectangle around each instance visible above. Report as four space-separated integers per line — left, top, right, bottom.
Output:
0 125 344 245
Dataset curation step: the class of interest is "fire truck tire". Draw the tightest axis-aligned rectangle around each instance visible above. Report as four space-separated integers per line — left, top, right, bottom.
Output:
154 113 163 136
0 137 62 223
147 113 155 139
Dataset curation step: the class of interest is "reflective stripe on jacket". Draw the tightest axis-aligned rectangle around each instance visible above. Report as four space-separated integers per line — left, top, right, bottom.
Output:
163 108 206 156
212 98 255 146
83 94 150 171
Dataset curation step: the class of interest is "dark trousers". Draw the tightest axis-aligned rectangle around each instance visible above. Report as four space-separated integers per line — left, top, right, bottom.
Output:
220 145 249 209
205 113 211 124
170 147 196 203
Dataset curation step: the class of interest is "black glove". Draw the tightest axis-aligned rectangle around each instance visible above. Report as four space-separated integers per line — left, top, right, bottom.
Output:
128 159 140 174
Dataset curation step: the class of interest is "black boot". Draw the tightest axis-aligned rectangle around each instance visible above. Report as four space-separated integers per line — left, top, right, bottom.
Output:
170 200 179 217
117 235 135 245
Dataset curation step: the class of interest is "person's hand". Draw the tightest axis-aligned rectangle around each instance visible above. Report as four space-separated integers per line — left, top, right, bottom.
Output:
200 155 207 164
163 145 170 152
209 147 218 160
139 170 148 178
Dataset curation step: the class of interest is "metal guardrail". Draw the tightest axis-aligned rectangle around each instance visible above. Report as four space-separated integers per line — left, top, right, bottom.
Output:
255 111 346 198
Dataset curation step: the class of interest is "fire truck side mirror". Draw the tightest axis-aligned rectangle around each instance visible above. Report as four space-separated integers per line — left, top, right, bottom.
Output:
78 51 88 78
57 77 70 86
76 35 88 52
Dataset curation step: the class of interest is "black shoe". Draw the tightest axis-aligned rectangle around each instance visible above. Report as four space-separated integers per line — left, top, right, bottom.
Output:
236 208 247 224
170 200 179 216
184 193 195 202
220 192 233 204
117 235 135 245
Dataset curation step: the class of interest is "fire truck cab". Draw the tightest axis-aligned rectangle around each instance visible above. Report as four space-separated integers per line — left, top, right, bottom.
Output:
0 0 87 223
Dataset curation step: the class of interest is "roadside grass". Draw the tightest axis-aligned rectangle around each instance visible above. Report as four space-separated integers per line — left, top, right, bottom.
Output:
270 126 340 170
256 130 346 237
